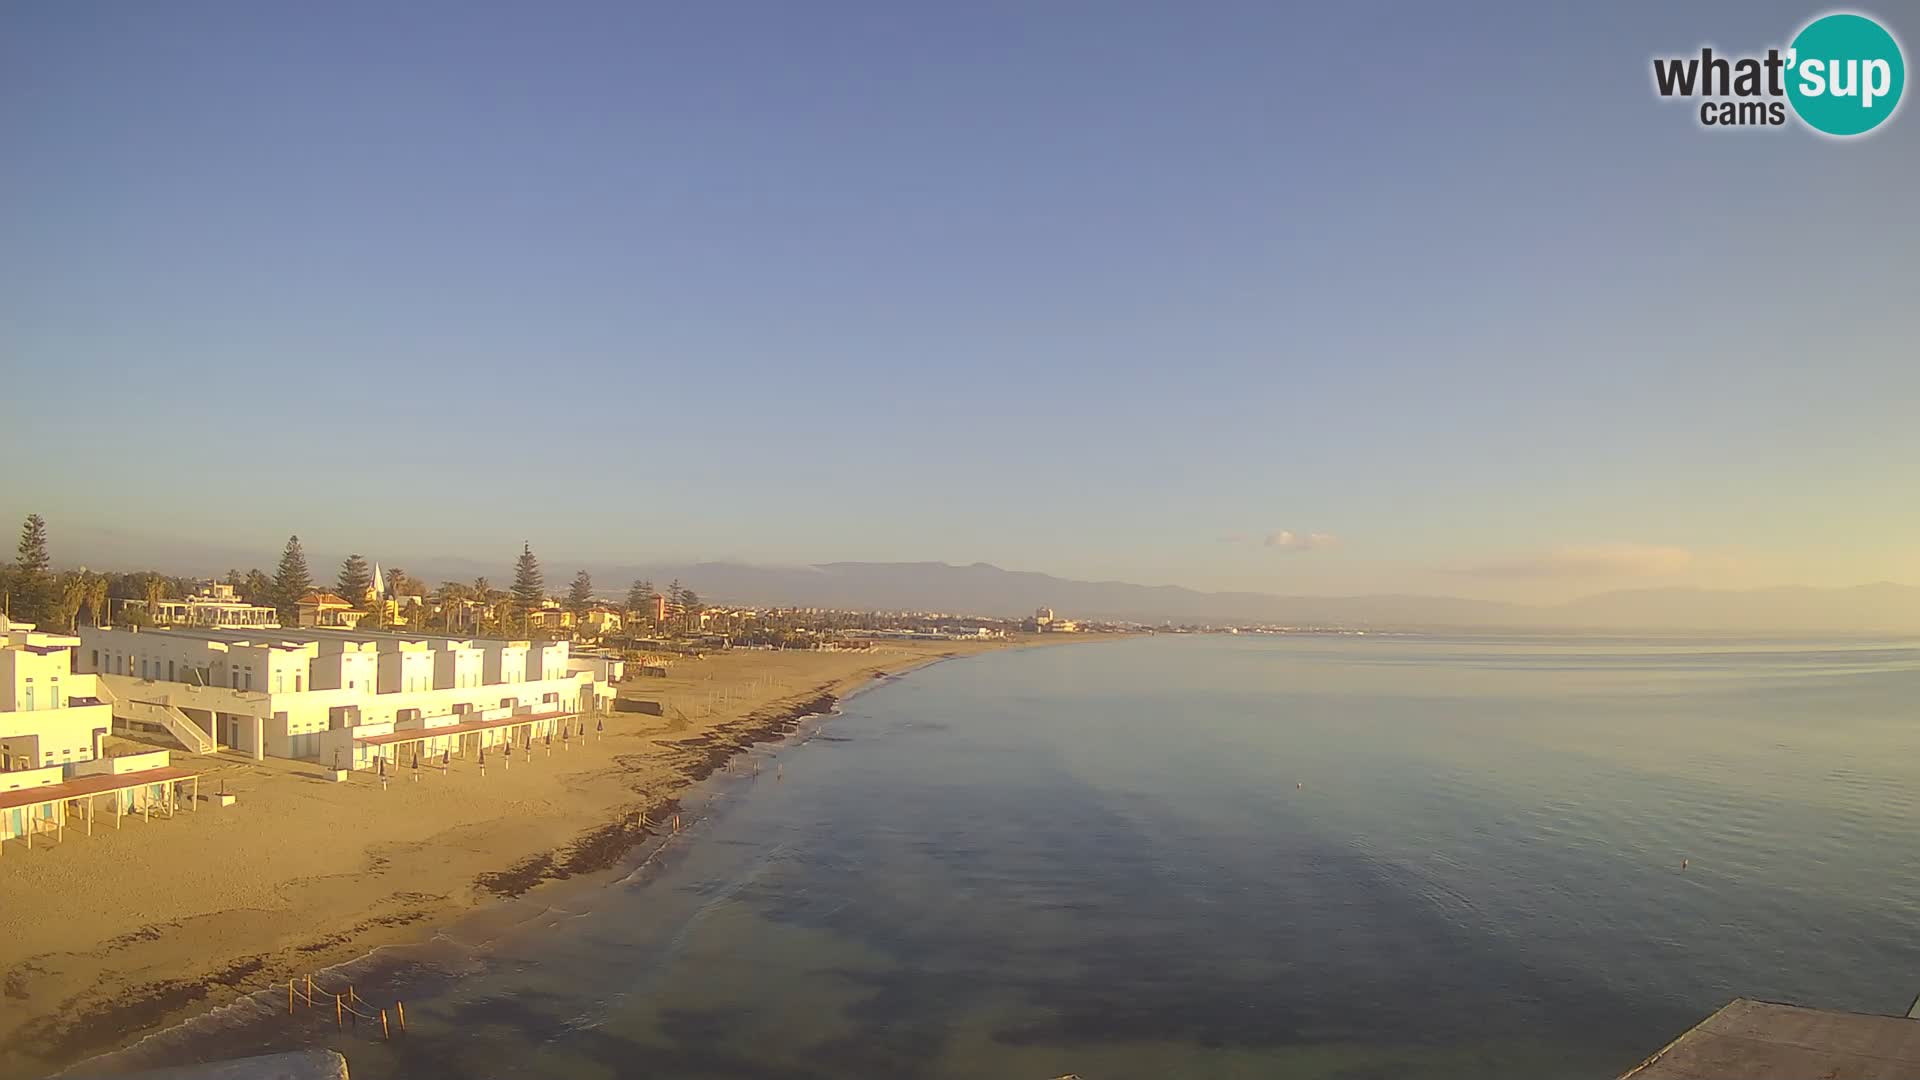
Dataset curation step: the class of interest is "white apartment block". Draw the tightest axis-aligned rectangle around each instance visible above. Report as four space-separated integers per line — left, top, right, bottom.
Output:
1 620 115 773
77 626 613 768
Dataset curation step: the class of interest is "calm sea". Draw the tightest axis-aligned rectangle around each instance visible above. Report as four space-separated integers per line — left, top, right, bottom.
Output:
87 634 1920 1078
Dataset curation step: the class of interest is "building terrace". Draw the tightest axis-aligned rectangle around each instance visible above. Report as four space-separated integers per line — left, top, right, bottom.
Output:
74 626 613 767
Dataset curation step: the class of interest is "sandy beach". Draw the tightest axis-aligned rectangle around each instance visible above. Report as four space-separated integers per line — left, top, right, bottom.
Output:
0 638 1058 1079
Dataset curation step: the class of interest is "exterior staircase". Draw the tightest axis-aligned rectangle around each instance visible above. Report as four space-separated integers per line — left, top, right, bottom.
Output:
96 679 217 755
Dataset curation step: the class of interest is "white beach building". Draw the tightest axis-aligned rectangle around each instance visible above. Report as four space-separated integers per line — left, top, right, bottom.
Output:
76 626 614 767
1 621 203 851
1 620 114 772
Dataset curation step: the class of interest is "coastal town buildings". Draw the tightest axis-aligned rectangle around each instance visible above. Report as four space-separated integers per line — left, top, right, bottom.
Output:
1024 607 1080 633
580 607 623 637
75 626 612 769
118 583 279 630
295 591 365 629
524 604 576 633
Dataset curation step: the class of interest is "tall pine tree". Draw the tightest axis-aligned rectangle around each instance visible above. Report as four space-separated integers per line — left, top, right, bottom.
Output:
511 543 544 609
273 535 314 622
337 554 374 601
566 570 594 614
666 578 684 633
12 514 53 624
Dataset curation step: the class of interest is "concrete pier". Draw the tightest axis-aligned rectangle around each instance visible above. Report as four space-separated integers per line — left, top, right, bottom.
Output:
1621 998 1920 1079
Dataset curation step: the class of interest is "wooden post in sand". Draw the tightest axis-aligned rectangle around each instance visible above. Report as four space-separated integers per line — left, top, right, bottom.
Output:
397 1000 406 1032
335 995 343 1028
288 980 294 1015
381 1008 390 1040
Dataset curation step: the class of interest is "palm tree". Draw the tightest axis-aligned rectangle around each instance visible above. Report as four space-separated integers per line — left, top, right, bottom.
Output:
143 576 167 626
54 573 88 633
87 575 110 627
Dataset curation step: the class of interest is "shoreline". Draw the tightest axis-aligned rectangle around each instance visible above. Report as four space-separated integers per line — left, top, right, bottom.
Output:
0 635 1113 1078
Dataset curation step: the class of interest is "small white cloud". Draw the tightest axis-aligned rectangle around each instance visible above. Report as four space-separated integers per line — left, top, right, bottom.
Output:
1265 530 1339 552
1457 543 1693 578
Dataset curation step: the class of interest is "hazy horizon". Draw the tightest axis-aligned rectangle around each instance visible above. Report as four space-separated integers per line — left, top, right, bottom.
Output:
4 1 1916 605
14 515 1920 634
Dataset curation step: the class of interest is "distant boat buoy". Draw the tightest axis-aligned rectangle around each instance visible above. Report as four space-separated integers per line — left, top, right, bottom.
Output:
1296 781 1302 790
1681 858 1689 870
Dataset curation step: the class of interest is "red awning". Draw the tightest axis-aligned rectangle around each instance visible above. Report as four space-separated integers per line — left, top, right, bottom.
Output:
0 766 201 811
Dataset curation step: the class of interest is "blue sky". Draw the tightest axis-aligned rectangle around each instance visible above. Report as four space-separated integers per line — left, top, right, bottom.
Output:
2 2 1915 601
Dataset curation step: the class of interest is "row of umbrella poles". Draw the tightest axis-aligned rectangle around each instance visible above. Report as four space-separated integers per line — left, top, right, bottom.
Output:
371 716 606 787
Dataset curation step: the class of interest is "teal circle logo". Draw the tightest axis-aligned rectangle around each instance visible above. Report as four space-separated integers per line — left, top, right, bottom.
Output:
1787 13 1905 136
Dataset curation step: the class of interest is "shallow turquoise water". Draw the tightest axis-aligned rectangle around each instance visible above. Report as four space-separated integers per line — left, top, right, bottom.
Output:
93 634 1920 1078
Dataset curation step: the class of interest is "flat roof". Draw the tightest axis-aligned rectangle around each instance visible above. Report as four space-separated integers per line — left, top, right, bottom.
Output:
92 626 313 649
91 626 559 651
0 766 201 811
354 709 577 747
1621 998 1920 1079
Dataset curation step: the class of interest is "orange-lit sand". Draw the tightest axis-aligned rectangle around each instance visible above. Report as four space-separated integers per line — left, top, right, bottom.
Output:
0 639 1073 1077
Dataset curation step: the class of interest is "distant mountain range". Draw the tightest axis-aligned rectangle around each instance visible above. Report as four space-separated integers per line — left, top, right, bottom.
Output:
54 529 1920 634
566 561 1920 635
